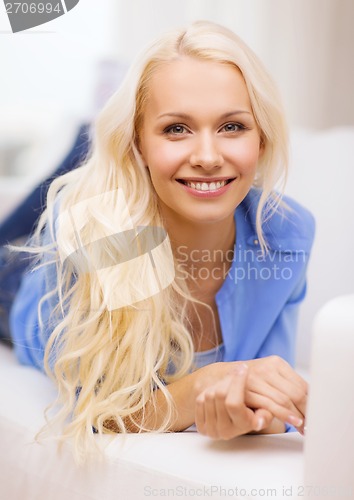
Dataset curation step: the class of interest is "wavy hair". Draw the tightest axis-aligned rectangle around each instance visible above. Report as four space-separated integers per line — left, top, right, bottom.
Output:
20 20 289 463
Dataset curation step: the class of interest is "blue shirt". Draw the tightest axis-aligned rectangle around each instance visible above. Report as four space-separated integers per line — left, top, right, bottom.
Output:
10 188 315 372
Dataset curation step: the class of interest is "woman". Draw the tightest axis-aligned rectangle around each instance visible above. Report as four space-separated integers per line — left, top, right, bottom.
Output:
10 20 315 462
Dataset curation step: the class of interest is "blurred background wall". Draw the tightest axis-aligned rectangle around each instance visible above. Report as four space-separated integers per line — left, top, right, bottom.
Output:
1 0 353 133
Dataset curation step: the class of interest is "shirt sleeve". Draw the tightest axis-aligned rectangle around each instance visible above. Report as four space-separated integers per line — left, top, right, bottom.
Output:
255 268 309 435
284 423 297 433
10 219 64 372
254 264 308 367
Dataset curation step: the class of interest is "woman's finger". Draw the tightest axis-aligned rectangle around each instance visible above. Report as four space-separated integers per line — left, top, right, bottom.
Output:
196 365 255 439
245 356 308 395
243 357 308 419
246 378 306 421
214 374 237 439
223 365 256 434
261 363 308 417
252 408 274 432
267 374 307 417
203 388 218 438
195 392 206 435
272 359 308 417
245 390 304 429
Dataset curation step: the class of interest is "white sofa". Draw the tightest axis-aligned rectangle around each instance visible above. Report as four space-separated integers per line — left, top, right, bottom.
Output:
0 127 353 499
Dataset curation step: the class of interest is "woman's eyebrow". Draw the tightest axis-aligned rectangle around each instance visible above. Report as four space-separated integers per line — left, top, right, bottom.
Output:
157 110 252 120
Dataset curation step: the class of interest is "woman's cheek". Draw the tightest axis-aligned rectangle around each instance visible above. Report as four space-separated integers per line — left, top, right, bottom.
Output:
151 143 188 176
226 142 261 174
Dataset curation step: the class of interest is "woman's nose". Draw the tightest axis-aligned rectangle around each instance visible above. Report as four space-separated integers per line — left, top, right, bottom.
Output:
189 134 224 169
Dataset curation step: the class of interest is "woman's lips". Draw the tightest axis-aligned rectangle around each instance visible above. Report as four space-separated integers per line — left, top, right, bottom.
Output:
176 177 236 198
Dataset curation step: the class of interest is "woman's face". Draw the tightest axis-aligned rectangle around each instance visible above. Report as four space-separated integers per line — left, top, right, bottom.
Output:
138 56 263 226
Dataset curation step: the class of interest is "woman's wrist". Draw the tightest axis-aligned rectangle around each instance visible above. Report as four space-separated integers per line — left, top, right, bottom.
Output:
192 361 235 395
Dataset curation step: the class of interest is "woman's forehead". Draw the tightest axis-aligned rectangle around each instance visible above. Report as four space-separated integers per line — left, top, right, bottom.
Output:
148 56 244 87
144 57 252 118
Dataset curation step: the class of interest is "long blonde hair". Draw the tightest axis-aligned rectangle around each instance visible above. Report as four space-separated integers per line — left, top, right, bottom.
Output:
24 20 288 462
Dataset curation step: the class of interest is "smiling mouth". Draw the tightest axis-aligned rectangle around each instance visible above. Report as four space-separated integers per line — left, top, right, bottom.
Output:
176 178 235 192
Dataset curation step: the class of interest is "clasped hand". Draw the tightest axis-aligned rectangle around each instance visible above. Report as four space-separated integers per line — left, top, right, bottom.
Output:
194 356 307 439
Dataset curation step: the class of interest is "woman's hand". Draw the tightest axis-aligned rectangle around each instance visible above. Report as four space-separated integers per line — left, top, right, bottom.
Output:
135 355 306 435
242 356 307 434
195 364 274 439
193 356 307 436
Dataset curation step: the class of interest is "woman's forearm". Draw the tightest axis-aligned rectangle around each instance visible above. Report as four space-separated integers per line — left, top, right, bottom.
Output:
143 369 207 431
105 361 290 435
104 368 210 433
150 362 241 431
109 363 227 433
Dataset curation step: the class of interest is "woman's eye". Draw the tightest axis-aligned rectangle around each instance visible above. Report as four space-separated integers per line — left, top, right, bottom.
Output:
164 125 187 135
222 123 245 133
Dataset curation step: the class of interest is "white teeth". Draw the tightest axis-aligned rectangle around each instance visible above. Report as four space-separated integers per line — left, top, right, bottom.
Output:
184 180 228 191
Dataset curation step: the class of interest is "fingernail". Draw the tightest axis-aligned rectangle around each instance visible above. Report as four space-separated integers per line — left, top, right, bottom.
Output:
288 415 303 427
256 417 265 431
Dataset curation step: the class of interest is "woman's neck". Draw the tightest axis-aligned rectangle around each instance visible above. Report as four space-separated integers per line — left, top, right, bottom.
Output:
160 208 235 350
162 210 236 278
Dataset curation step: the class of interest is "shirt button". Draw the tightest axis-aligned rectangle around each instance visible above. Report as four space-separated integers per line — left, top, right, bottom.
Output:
253 239 259 245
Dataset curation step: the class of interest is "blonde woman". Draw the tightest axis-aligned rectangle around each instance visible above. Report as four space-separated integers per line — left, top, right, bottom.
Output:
9 20 315 461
